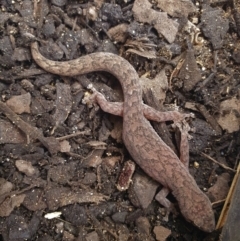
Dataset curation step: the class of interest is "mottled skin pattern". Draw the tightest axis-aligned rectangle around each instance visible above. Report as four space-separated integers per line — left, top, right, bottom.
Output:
31 42 215 232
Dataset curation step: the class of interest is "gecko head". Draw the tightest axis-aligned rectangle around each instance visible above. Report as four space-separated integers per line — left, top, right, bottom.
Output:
180 193 215 233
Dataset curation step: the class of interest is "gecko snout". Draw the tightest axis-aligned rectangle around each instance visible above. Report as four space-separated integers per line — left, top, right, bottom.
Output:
189 197 216 233
193 212 215 233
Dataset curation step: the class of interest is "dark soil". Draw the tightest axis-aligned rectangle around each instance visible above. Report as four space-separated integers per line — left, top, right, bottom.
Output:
0 0 239 241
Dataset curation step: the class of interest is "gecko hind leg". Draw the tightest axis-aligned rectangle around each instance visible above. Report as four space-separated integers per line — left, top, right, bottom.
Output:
155 121 193 220
155 187 178 221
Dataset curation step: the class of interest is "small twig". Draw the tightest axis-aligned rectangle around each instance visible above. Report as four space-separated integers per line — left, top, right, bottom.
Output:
195 72 216 92
212 198 226 207
79 17 101 42
201 152 236 172
196 104 222 135
233 151 240 170
195 51 218 92
64 152 84 159
0 101 60 154
0 184 38 205
216 161 240 229
56 130 91 141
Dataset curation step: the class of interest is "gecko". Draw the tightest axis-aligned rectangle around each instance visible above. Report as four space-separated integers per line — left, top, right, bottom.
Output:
31 42 215 232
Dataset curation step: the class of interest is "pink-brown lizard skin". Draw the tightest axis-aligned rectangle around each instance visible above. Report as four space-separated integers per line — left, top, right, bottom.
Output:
31 42 215 232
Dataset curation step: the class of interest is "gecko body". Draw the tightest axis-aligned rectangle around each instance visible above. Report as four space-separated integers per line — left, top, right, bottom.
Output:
31 42 215 232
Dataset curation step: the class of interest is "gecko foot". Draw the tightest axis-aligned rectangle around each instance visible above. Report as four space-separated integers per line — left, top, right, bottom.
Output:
178 112 195 123
82 85 124 116
82 84 102 107
82 91 97 107
172 117 194 140
155 187 179 221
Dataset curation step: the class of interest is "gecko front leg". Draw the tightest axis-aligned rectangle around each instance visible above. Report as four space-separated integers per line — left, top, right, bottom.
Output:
83 85 193 123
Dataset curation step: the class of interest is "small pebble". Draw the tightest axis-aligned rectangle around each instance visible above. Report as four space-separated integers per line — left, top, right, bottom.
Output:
194 161 200 168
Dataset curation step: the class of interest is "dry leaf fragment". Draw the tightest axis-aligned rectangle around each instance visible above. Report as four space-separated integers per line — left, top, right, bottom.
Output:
6 93 31 114
0 194 26 217
157 0 197 17
52 83 72 129
132 0 179 43
15 160 38 177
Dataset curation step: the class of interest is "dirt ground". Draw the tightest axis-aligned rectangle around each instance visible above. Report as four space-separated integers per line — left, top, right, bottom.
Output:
0 0 240 240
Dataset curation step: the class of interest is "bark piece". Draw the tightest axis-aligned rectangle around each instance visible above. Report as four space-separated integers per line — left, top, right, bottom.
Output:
132 0 179 43
6 93 31 114
45 186 107 210
157 0 196 17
